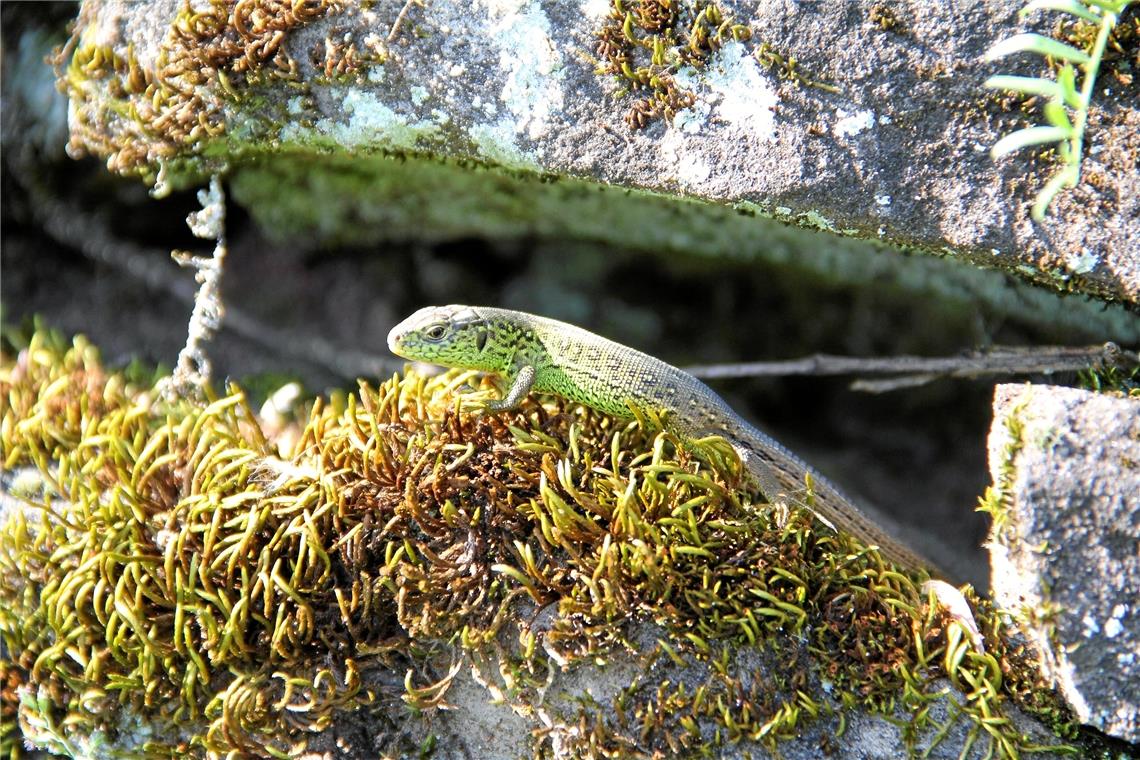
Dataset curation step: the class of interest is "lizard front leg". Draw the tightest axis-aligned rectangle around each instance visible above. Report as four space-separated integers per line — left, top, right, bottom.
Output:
483 364 536 412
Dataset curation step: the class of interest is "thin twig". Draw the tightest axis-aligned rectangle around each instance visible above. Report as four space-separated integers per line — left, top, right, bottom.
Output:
685 343 1133 389
20 163 1132 391
387 0 421 43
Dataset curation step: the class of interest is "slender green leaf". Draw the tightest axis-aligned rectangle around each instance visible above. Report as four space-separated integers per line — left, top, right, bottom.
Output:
984 75 1063 99
989 0 1135 221
1021 0 1101 22
1056 64 1083 109
1031 164 1080 221
1055 139 1075 163
985 33 1092 65
1043 100 1074 130
1081 0 1131 12
992 125 1071 158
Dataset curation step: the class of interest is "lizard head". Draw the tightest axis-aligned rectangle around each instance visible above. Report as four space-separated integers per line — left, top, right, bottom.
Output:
387 305 507 372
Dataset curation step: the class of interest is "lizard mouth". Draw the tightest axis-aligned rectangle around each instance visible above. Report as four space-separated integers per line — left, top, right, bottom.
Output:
386 324 405 355
385 321 408 357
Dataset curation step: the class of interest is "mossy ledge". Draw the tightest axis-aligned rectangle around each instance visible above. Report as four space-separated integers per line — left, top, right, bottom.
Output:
0 330 1084 758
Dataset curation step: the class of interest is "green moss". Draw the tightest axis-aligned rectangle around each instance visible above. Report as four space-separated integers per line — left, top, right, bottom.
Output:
869 4 907 34
750 42 840 94
0 329 1080 757
1056 11 1138 91
593 0 752 129
590 0 840 128
1078 361 1140 397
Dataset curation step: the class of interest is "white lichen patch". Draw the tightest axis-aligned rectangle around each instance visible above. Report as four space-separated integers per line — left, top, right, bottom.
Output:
1064 249 1100 275
484 0 565 141
673 98 712 134
834 108 876 138
1104 604 1127 638
581 0 613 20
1082 613 1101 636
469 118 540 170
674 41 777 141
659 128 712 187
282 89 440 150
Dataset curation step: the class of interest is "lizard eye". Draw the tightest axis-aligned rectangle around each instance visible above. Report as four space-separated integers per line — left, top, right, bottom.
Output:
423 323 448 341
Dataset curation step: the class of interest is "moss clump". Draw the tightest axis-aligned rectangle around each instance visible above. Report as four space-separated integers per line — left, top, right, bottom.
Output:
591 0 841 128
1079 361 1140 397
593 0 751 129
751 42 840 94
869 3 906 34
0 330 1076 758
55 0 343 179
1056 8 1138 88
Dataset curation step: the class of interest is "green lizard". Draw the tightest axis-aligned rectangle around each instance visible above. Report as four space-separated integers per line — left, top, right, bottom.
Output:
387 304 938 573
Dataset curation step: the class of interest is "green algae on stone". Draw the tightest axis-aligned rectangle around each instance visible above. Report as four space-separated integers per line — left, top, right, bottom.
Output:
0 330 1078 758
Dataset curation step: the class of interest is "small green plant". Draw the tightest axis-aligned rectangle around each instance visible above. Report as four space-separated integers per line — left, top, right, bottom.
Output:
984 0 1135 220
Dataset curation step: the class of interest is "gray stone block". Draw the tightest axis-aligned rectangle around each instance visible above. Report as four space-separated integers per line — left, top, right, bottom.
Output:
988 383 1140 743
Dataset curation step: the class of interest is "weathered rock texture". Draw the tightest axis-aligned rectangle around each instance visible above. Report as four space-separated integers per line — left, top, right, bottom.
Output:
61 0 1140 304
988 383 1140 744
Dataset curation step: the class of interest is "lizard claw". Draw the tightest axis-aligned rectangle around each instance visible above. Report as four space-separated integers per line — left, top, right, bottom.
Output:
458 390 517 416
459 394 495 416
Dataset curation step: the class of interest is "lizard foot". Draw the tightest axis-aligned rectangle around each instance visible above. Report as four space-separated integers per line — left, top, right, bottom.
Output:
922 579 984 654
458 395 498 416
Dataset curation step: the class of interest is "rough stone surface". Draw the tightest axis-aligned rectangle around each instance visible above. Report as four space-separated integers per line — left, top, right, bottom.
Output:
64 0 1140 304
387 629 1074 760
988 383 1140 744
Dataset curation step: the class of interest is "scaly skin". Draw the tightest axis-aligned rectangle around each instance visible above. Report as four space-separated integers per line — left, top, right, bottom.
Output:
387 305 936 573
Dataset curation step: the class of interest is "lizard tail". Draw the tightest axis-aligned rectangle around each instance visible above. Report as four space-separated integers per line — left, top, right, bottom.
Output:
734 438 941 576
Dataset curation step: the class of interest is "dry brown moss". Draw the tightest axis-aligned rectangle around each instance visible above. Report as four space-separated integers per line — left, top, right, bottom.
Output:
0 330 1076 758
56 0 341 178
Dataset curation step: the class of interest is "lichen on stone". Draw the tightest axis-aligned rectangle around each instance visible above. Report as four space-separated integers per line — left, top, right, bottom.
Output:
0 329 1079 758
